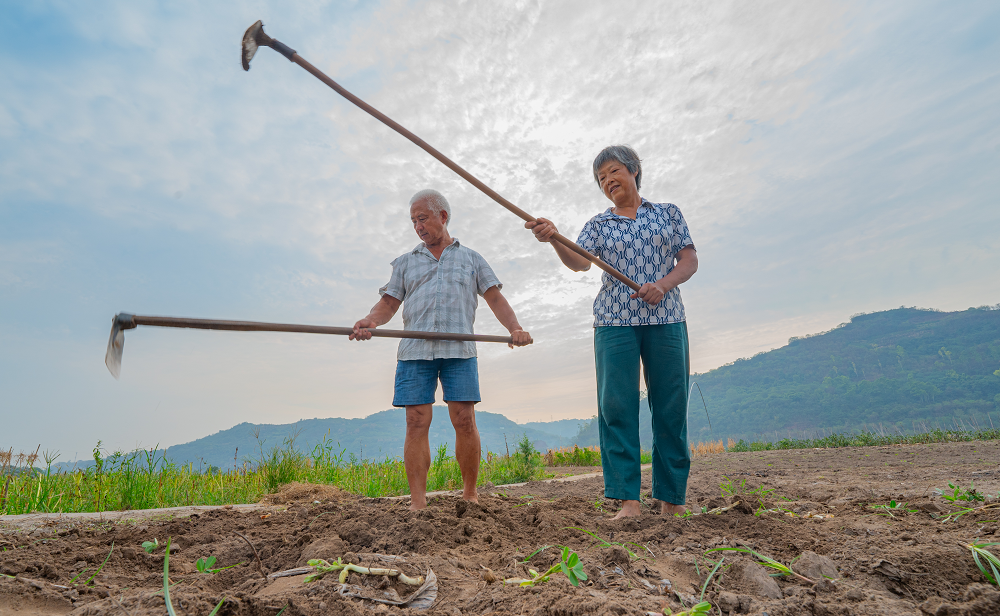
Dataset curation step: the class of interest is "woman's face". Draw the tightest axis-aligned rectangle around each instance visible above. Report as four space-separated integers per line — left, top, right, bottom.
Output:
597 159 639 207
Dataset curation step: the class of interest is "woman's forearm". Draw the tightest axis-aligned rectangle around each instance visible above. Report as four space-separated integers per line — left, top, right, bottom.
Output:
552 241 593 272
655 247 698 294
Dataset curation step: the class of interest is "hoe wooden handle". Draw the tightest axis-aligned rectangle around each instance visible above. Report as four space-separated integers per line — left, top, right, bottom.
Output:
287 54 641 292
124 315 518 344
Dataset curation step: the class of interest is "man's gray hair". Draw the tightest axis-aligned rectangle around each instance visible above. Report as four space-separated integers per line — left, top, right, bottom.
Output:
592 145 642 191
409 189 451 225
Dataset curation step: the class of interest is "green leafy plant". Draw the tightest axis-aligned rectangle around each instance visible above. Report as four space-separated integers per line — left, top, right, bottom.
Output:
69 542 115 587
870 500 918 518
720 475 774 514
698 555 726 601
504 546 587 587
163 538 226 616
936 481 986 503
195 556 242 574
705 546 815 584
565 527 646 560
966 541 1000 586
665 602 712 616
142 538 159 553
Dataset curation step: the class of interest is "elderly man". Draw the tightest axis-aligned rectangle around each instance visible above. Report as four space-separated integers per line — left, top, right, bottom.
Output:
351 189 532 510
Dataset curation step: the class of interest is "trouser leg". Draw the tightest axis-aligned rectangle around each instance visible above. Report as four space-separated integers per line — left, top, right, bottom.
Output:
641 322 691 505
594 326 642 501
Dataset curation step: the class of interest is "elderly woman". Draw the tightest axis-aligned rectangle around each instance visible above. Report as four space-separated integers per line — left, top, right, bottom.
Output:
526 145 698 518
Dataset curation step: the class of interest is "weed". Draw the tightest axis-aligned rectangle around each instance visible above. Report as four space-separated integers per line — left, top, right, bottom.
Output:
698 555 726 601
142 538 160 553
705 546 815 584
564 527 646 560
504 546 587 587
665 601 712 615
83 542 114 586
195 556 242 574
936 481 987 504
966 541 1000 586
163 538 226 616
869 500 918 518
720 476 774 514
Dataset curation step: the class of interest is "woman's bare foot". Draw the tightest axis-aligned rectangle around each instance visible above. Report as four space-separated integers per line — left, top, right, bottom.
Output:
613 500 642 519
660 501 687 515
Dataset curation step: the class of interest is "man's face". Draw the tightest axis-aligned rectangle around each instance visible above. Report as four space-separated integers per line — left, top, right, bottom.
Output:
410 200 448 245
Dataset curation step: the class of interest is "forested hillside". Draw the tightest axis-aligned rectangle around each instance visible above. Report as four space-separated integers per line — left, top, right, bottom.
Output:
574 306 1000 446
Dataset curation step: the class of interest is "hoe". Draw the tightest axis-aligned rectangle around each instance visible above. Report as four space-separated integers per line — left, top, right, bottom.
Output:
240 20 639 292
105 313 519 379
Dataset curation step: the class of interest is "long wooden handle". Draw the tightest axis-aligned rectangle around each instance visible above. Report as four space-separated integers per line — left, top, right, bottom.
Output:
287 53 641 292
129 315 517 344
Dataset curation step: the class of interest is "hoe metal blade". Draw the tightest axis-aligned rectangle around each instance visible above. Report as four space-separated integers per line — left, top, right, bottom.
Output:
104 313 137 380
241 20 263 70
242 20 296 71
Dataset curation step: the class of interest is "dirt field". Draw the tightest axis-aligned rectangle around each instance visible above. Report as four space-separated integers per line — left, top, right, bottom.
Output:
3 441 1000 615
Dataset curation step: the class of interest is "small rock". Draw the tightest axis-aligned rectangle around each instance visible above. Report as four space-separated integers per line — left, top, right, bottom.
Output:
716 591 740 612
916 501 946 513
733 562 782 599
796 551 839 582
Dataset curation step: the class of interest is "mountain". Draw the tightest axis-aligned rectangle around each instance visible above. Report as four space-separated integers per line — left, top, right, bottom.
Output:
572 305 1000 446
155 409 583 470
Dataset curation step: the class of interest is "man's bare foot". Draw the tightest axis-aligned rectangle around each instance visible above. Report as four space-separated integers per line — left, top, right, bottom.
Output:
463 495 479 504
660 501 687 515
409 497 427 511
613 499 642 519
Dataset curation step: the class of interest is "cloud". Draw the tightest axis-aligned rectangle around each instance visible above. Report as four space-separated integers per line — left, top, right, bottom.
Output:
1 1 997 455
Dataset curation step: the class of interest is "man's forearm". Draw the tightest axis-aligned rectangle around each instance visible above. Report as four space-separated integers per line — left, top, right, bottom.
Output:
365 295 401 326
484 289 523 333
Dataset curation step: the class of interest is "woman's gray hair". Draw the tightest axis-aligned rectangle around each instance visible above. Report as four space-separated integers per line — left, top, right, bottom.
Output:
592 145 642 191
409 189 452 225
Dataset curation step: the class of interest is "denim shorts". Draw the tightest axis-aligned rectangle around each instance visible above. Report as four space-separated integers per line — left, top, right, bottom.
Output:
392 358 481 407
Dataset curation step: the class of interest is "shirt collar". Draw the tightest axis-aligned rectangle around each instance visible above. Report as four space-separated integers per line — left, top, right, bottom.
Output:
593 197 651 221
412 238 461 256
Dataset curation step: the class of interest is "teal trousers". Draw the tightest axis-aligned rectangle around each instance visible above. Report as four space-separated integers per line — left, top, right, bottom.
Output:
594 323 690 504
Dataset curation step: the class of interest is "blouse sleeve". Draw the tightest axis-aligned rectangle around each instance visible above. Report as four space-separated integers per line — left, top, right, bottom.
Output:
666 204 694 260
576 218 601 258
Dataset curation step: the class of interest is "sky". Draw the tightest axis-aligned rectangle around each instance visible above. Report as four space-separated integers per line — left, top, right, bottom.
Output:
2 1 998 460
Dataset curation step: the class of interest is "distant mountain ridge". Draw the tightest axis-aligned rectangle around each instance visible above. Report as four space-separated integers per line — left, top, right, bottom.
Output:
155 409 582 470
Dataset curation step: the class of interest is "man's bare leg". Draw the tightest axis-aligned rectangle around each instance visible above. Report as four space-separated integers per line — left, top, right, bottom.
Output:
613 499 642 519
404 404 433 511
448 401 480 503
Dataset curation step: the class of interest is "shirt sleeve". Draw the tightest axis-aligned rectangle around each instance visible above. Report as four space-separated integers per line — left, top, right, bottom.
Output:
576 218 601 258
666 204 694 260
379 256 406 301
472 252 502 296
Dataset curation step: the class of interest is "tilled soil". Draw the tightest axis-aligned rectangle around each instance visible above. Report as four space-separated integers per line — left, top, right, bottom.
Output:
3 441 1000 615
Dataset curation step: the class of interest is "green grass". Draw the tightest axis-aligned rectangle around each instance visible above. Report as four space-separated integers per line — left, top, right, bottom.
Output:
727 426 1000 452
0 436 549 516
